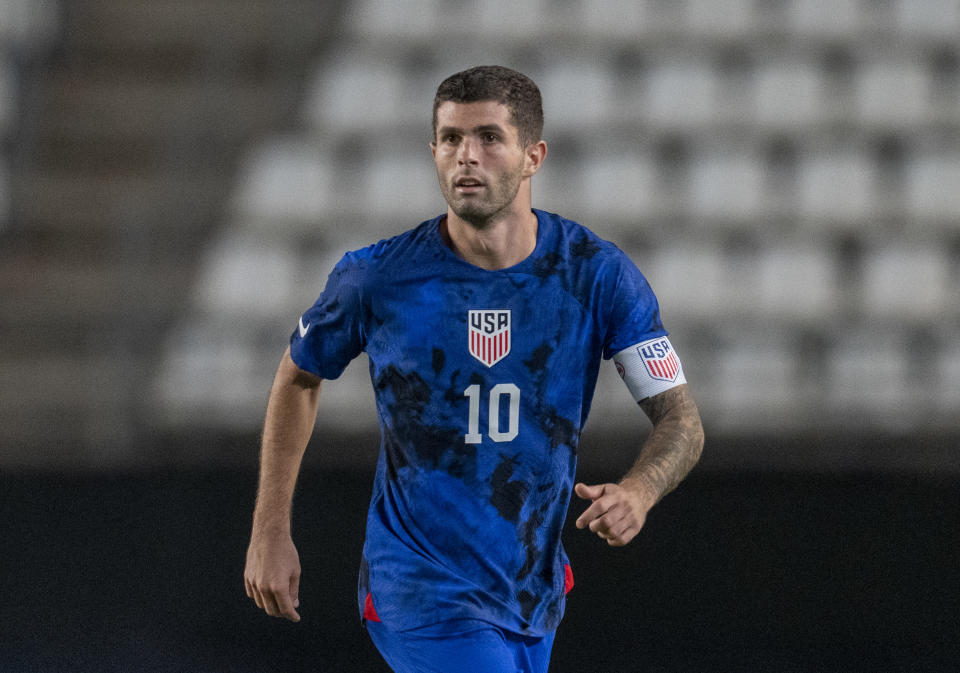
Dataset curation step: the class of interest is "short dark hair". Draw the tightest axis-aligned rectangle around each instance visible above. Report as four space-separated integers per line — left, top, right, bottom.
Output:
432 65 544 148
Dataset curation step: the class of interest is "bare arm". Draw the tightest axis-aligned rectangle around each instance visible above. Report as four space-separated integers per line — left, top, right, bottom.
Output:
244 346 322 621
575 384 704 546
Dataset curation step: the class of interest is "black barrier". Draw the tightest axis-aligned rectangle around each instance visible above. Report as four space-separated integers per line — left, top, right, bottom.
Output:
1 467 957 672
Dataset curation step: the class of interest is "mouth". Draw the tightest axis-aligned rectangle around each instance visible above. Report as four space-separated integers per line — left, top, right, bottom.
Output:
454 177 485 193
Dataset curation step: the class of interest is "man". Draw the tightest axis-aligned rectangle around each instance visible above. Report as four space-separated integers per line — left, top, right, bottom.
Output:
244 65 704 673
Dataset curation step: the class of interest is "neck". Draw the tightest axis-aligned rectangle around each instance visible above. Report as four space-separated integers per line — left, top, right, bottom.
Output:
442 207 538 270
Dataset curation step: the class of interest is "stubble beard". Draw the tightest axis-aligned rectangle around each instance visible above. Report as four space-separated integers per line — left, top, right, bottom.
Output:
439 165 524 230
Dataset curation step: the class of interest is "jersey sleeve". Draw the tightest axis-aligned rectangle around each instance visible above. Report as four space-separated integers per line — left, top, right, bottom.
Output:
601 251 668 360
289 253 366 380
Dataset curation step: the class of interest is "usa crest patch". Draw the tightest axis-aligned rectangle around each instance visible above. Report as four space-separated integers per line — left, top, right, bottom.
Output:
468 310 511 367
638 337 680 382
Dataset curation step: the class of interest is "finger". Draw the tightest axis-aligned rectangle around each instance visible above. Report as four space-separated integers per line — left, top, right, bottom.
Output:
575 499 609 529
588 502 629 534
260 588 281 617
270 583 300 622
290 573 301 610
606 523 640 547
274 588 301 622
574 482 605 501
250 584 266 610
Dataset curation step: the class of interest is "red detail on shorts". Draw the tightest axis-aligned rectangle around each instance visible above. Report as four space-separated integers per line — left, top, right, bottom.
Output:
363 592 381 622
564 564 574 594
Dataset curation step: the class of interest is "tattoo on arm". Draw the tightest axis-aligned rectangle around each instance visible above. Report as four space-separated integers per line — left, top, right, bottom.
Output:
626 384 705 504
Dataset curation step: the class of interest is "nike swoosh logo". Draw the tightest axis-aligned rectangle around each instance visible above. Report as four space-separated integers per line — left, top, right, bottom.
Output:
298 317 310 338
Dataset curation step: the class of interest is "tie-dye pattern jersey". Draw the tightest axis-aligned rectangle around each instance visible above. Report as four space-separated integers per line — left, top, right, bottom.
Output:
289 209 668 636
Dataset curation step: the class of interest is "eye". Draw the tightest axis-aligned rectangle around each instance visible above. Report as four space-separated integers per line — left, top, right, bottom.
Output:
481 133 499 143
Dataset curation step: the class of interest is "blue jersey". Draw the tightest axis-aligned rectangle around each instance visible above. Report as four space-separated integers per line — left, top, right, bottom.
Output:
289 209 667 636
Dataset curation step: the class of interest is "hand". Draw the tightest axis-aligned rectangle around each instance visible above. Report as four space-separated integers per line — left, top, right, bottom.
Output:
244 530 302 622
574 482 651 547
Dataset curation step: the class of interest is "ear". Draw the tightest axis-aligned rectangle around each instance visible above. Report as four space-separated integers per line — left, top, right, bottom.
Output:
523 140 547 178
429 141 437 159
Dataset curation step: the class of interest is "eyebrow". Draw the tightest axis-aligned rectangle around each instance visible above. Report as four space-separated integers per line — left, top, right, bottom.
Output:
437 123 508 136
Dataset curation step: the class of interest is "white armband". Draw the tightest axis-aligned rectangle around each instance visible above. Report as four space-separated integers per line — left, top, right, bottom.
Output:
613 336 687 402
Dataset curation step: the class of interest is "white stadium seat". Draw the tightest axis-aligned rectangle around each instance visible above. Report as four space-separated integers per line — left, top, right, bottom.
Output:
712 338 799 431
752 60 827 130
578 152 659 223
895 0 960 38
344 0 437 39
643 61 717 130
566 0 660 40
860 243 951 320
362 148 445 220
231 138 334 224
539 60 616 131
302 52 410 132
787 0 864 38
684 0 757 38
0 158 8 231
935 341 960 418
735 243 841 321
642 244 728 321
904 153 960 223
855 61 931 128
796 150 876 224
0 57 14 139
0 0 59 49
826 332 918 424
689 151 765 222
194 234 298 319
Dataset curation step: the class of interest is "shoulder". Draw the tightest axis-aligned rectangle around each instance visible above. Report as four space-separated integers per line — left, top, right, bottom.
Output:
337 215 444 273
535 210 640 289
537 209 631 266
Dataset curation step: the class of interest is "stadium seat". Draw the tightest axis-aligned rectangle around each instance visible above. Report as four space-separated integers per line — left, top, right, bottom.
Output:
752 59 827 130
0 159 8 231
0 0 59 50
855 60 931 128
796 149 876 224
571 0 661 40
895 0 960 38
0 56 14 140
361 146 445 221
860 242 951 320
642 244 728 321
688 149 765 223
735 242 841 321
578 151 659 223
302 51 410 132
904 152 960 224
344 0 437 39
826 331 917 423
230 137 334 226
787 0 864 38
644 60 717 130
712 336 799 431
684 0 757 38
193 233 299 319
935 340 960 418
539 59 616 131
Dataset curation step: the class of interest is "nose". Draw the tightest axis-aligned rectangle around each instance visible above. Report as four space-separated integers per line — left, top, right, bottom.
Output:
456 137 479 166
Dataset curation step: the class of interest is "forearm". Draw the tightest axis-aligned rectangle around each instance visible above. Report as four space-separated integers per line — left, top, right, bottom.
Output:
252 348 322 535
620 384 704 508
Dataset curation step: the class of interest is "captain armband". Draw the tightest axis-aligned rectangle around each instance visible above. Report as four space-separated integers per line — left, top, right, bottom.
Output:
612 336 687 402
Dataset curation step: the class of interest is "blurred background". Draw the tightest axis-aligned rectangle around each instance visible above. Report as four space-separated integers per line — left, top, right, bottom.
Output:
1 1 958 671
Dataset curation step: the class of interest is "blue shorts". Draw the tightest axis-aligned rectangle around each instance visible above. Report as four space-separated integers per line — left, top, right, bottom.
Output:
366 618 556 673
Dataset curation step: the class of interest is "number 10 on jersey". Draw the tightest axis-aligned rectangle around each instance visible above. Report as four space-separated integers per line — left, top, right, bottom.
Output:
463 383 520 443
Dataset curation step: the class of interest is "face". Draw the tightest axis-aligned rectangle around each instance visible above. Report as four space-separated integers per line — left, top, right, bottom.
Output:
431 101 537 228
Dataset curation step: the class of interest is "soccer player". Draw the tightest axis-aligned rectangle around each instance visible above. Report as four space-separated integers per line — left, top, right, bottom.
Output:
244 65 704 673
